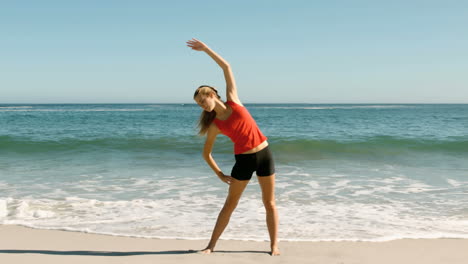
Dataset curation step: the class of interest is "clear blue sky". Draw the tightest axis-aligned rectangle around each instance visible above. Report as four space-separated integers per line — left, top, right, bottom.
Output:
1 0 467 103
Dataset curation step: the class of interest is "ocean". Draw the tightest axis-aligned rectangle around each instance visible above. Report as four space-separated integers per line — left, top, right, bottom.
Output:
1 103 467 241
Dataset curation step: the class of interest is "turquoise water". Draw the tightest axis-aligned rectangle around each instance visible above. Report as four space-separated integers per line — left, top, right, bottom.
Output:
1 103 467 241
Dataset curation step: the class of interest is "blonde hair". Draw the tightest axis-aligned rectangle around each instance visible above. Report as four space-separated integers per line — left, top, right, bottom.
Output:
194 85 221 135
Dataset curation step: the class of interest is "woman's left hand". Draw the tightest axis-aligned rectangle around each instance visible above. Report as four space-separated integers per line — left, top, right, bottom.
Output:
186 38 208 51
217 171 234 185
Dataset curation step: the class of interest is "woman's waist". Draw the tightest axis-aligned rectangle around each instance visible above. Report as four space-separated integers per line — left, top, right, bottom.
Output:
238 140 269 155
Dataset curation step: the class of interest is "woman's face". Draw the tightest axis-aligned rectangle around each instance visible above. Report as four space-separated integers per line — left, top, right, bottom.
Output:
194 93 215 112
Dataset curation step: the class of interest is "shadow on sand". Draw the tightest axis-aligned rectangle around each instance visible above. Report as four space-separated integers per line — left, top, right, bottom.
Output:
0 249 270 256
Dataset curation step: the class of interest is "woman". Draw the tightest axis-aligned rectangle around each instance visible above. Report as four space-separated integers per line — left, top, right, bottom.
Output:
186 38 280 256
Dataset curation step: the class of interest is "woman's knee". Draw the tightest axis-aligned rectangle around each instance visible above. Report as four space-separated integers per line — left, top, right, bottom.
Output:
263 199 276 212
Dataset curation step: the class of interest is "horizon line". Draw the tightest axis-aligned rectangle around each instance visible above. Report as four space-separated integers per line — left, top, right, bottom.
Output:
1 102 468 105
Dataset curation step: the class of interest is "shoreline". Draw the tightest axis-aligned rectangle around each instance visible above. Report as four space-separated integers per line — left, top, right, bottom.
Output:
1 225 468 264
3 224 468 242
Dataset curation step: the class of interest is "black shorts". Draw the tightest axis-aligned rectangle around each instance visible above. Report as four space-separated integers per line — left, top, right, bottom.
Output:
231 146 275 181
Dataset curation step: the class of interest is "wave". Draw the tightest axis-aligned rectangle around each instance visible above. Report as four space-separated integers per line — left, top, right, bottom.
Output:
270 136 468 157
0 135 204 154
1 135 467 157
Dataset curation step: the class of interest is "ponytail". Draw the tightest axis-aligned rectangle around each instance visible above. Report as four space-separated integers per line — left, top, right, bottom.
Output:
197 110 217 135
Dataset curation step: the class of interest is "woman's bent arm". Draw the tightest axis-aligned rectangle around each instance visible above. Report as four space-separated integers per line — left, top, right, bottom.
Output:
203 130 222 176
203 124 231 184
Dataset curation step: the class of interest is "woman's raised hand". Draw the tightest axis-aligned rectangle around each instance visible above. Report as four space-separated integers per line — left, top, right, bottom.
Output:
186 38 208 51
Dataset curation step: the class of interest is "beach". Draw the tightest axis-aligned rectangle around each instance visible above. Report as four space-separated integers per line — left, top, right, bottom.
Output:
1 225 468 264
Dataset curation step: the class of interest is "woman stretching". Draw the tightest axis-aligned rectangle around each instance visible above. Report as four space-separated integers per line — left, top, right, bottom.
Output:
186 38 280 256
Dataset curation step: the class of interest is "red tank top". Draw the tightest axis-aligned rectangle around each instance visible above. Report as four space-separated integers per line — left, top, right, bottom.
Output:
213 101 267 154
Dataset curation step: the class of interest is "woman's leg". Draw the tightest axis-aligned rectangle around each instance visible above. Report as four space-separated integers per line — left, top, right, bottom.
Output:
258 174 280 256
201 178 250 253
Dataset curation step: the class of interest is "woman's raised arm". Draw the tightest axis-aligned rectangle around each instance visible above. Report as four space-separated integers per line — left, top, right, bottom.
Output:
186 38 241 104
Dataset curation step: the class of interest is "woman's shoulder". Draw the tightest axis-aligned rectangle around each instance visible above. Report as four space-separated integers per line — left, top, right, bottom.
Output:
226 100 244 107
208 122 221 134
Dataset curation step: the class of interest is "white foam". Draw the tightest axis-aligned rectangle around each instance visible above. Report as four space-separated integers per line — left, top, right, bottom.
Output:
447 179 463 187
404 183 433 193
2 195 468 242
307 181 320 188
0 106 33 109
335 180 350 187
381 177 405 184
2 165 467 242
33 210 56 218
352 189 375 196
0 199 7 218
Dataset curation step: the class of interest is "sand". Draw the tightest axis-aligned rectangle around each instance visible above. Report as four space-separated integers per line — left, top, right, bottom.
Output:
1 225 467 264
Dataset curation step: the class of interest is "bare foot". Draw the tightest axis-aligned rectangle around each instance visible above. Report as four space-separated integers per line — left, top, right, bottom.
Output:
271 247 281 256
199 248 214 254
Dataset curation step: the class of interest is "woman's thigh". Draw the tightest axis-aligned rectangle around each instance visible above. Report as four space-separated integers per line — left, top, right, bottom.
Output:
224 178 250 207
